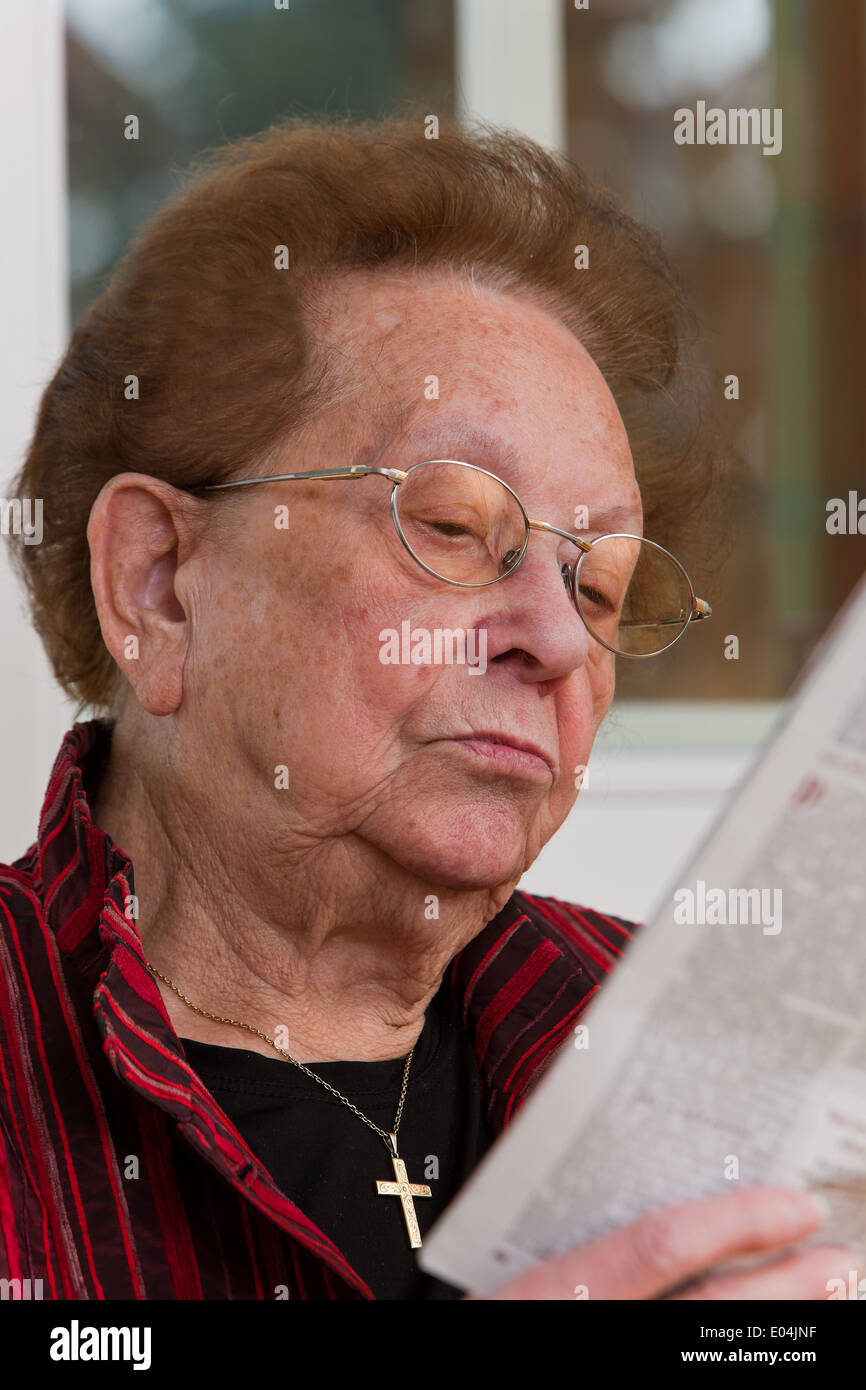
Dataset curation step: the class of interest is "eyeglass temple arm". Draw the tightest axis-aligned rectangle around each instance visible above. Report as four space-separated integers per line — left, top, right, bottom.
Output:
620 599 712 626
193 473 712 622
194 465 406 492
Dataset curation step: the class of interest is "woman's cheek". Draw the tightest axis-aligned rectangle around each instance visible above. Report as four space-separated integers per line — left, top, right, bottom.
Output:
587 676 615 740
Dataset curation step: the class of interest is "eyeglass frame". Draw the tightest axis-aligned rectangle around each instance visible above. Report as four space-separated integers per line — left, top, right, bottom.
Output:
188 458 712 659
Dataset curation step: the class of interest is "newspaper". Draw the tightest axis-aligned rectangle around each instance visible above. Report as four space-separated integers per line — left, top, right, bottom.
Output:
419 569 866 1296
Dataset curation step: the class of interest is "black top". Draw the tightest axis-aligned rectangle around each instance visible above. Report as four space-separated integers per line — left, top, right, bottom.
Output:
181 976 495 1299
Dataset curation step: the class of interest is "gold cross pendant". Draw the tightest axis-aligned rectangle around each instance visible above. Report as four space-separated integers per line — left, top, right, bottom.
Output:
376 1132 432 1248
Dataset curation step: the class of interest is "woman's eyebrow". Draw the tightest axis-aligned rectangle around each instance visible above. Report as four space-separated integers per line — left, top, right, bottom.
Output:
397 417 524 472
346 413 504 474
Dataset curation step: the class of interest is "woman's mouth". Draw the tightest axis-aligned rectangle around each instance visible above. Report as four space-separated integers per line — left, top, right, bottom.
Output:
446 733 555 780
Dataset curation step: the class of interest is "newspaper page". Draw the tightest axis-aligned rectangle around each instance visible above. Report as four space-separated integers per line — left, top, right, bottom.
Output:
419 570 866 1296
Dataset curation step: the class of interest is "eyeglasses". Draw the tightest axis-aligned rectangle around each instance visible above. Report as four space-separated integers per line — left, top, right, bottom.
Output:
192 459 711 658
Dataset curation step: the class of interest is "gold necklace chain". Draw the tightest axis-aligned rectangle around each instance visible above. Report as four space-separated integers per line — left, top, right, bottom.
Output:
146 962 415 1153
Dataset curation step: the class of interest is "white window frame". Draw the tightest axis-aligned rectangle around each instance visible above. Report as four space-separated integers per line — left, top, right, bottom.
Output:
0 0 75 856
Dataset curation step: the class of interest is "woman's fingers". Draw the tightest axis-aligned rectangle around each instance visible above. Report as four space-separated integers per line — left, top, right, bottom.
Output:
483 1186 831 1301
672 1244 863 1300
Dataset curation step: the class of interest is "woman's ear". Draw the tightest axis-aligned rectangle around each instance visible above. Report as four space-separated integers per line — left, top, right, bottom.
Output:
87 474 201 717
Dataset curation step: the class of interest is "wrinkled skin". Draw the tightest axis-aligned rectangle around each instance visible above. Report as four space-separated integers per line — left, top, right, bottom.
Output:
88 267 641 1063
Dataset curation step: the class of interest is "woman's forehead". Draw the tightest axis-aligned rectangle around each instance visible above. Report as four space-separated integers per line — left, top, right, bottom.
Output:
326 266 596 372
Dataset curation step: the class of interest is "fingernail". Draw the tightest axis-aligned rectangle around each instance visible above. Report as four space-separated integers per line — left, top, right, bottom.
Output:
787 1191 831 1227
804 1193 833 1223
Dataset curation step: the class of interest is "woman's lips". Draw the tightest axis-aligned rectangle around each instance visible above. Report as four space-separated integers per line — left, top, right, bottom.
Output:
447 734 555 780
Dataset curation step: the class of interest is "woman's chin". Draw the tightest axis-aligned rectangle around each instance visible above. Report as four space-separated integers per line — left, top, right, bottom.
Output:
389 824 531 894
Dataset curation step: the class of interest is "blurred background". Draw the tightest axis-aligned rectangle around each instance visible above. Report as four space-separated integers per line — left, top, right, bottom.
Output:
2 0 864 919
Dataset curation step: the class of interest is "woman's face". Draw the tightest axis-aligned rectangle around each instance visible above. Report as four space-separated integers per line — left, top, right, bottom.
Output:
181 270 642 895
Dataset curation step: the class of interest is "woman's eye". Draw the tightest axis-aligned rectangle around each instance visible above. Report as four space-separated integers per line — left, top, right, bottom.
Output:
416 512 485 541
578 582 615 612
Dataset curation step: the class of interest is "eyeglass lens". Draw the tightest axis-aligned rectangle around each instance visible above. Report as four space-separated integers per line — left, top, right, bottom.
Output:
573 535 693 656
393 460 693 655
393 460 526 584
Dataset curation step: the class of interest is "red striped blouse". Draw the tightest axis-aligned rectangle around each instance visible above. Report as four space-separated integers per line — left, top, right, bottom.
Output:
0 720 640 1299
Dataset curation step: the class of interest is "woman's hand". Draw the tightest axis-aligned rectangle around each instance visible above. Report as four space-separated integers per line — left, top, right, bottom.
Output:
463 1186 860 1300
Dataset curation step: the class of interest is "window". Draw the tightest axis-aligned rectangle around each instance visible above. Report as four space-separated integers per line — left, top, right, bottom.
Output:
69 0 865 701
562 0 866 700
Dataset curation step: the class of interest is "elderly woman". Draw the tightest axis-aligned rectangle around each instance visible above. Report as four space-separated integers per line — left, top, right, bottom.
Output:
1 116 848 1302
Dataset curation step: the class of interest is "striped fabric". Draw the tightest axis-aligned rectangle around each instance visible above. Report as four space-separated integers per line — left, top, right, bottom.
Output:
0 720 640 1300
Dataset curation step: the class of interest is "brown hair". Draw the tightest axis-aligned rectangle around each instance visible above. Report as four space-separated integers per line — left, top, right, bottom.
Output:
6 112 730 715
